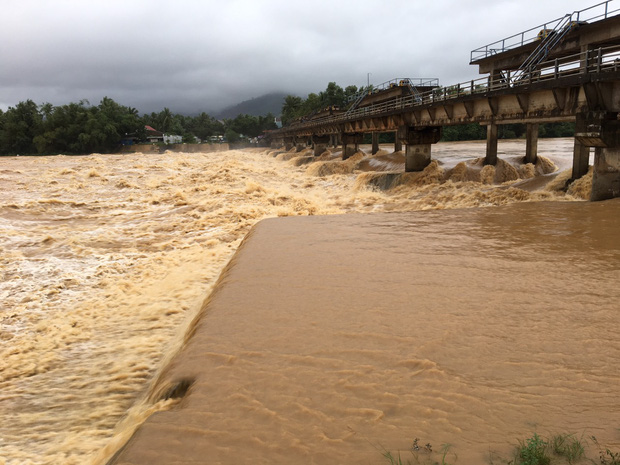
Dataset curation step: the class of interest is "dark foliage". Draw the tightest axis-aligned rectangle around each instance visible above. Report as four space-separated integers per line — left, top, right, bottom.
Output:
0 98 277 155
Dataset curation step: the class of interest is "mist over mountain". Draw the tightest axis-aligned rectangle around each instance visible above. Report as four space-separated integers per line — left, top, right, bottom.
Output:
215 92 289 119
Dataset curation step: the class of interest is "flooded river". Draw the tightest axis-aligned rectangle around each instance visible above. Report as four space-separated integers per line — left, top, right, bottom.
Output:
0 139 617 464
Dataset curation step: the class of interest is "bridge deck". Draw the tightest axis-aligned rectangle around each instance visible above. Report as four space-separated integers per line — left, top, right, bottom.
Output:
277 47 620 137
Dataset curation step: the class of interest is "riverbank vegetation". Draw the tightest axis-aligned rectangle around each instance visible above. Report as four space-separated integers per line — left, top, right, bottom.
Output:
1 81 576 156
381 433 619 465
0 98 277 156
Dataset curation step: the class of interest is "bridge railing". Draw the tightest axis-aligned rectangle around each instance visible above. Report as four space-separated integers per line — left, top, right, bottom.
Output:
470 1 620 63
283 45 620 132
346 78 440 103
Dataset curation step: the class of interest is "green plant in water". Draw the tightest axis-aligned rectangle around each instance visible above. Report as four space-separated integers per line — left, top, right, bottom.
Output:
592 436 620 465
551 433 585 464
516 433 550 465
439 443 455 465
381 439 448 465
382 449 411 465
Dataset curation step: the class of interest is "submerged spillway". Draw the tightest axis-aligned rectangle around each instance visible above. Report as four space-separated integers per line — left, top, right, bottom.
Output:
109 200 620 465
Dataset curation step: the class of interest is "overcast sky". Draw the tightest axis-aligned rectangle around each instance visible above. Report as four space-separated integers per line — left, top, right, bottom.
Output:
0 0 604 115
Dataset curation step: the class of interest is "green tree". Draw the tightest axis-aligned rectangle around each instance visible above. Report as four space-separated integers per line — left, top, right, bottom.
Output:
33 97 142 154
281 95 303 125
225 128 240 143
187 112 224 141
319 82 346 107
301 93 322 115
0 100 42 155
344 85 358 101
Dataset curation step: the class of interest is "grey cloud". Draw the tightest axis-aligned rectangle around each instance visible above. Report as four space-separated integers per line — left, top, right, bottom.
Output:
0 0 594 115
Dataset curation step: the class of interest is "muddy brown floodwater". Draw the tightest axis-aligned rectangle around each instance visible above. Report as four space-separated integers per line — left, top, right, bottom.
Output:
0 139 616 464
110 201 620 465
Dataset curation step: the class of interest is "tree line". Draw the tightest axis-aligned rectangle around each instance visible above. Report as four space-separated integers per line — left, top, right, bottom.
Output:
281 82 364 125
280 82 576 141
0 97 277 156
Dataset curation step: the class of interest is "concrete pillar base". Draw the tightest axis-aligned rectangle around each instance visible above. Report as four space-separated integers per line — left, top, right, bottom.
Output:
405 144 432 172
314 144 328 156
525 123 539 164
592 147 620 201
571 140 591 180
372 132 379 155
311 135 331 157
485 123 498 165
342 146 357 160
341 133 363 160
394 137 403 152
398 126 440 172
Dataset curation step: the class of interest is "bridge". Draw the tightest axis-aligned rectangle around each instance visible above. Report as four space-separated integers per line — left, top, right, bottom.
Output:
267 1 620 201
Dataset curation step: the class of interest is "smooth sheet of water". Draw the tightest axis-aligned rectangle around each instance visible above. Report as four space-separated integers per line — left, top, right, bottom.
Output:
111 201 620 465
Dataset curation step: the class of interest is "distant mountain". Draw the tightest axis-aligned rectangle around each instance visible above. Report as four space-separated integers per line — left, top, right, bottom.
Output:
216 92 289 119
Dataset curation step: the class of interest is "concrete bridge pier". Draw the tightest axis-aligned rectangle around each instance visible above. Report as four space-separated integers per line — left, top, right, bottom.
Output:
592 147 620 200
311 135 330 156
572 140 591 180
394 132 403 152
574 111 620 201
295 138 307 152
525 123 539 164
371 132 380 155
485 123 498 165
341 133 363 160
330 134 339 148
572 112 596 181
284 137 294 151
399 126 441 172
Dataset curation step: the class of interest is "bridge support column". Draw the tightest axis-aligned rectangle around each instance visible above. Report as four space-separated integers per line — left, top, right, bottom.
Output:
485 123 498 165
371 132 380 155
295 138 307 152
394 132 403 152
406 145 432 171
398 126 441 172
330 134 338 148
525 123 539 164
574 111 620 201
341 133 363 160
311 135 330 157
284 137 294 151
592 147 620 201
572 140 591 180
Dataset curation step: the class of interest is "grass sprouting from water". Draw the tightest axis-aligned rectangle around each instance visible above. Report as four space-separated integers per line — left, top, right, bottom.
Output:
380 433 618 465
551 433 585 464
516 433 550 465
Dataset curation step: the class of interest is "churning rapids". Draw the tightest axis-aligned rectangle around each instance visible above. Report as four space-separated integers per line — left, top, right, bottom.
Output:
0 139 617 464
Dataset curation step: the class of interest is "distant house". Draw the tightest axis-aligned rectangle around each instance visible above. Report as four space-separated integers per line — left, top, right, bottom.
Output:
145 125 164 143
274 117 282 129
163 134 183 144
121 133 138 145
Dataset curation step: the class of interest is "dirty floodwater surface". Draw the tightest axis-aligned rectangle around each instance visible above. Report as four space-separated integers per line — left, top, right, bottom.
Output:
111 201 620 465
0 138 617 464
